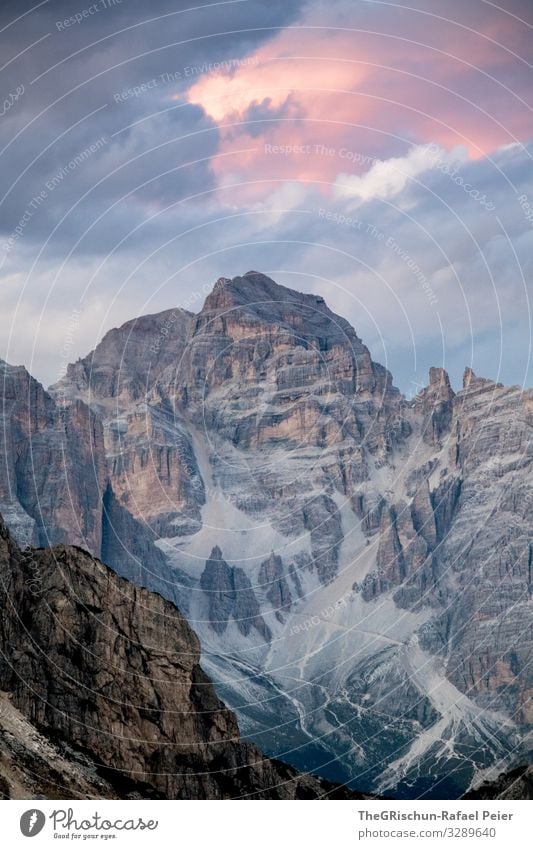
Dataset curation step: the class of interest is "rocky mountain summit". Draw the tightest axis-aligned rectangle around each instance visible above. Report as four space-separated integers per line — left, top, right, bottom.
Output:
0 516 361 799
1 271 531 797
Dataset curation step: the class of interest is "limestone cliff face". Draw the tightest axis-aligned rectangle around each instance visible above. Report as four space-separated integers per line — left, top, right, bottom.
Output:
51 273 406 605
104 405 204 537
200 546 271 640
172 272 402 457
0 360 106 552
58 309 193 404
422 371 533 725
359 366 533 733
53 310 203 539
414 366 455 446
0 517 361 800
0 360 174 607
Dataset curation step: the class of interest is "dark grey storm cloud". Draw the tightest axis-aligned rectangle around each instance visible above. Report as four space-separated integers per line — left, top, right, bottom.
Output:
0 0 307 252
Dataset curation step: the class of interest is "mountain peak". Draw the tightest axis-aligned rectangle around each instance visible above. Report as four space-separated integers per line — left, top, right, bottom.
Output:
463 366 476 388
200 271 363 351
428 366 451 388
206 271 300 305
461 366 498 391
0 358 27 374
206 271 328 308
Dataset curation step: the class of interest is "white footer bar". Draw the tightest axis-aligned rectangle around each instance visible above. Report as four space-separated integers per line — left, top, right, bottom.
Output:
2 799 530 847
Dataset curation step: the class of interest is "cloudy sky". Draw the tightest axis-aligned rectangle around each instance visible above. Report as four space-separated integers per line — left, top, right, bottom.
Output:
0 0 532 393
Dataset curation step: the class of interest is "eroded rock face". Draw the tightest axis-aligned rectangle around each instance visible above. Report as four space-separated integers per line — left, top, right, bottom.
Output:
0 517 362 799
414 366 455 446
201 546 271 640
0 690 126 800
105 405 204 537
419 374 533 726
52 310 203 539
0 360 106 552
259 553 292 621
101 483 189 609
173 272 402 456
0 361 174 606
57 309 193 404
51 273 405 599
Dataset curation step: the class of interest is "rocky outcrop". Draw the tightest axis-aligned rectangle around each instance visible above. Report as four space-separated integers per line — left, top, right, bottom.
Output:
259 553 292 621
0 691 126 800
0 517 363 800
51 273 405 591
52 311 204 539
425 374 533 725
200 546 271 640
199 545 235 634
362 495 436 606
414 366 455 446
0 360 176 609
105 405 204 537
100 483 193 611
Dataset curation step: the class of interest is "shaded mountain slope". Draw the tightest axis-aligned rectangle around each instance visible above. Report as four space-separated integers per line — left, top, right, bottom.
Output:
0 516 363 800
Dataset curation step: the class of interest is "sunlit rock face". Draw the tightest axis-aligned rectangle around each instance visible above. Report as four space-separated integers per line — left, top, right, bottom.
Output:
3 271 531 797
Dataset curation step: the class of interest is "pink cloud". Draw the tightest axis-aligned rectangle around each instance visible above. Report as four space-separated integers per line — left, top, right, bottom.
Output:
184 3 532 198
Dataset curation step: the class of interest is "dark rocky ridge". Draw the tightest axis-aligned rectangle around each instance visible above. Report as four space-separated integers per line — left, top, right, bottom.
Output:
464 765 533 799
0 516 364 799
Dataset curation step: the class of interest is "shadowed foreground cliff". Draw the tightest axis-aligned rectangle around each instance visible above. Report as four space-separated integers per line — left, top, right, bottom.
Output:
0 517 363 800
463 765 533 800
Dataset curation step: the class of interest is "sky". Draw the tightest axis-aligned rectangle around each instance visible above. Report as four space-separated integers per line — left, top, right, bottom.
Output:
0 0 532 394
